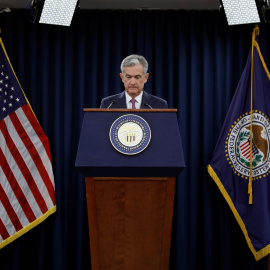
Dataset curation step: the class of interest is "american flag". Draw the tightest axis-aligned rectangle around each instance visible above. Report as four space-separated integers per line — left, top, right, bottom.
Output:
0 38 56 248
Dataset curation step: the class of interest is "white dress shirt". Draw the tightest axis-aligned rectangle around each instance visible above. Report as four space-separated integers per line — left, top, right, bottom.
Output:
125 91 143 109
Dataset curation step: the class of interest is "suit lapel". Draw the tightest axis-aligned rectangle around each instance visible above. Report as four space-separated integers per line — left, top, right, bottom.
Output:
141 91 151 109
114 91 127 108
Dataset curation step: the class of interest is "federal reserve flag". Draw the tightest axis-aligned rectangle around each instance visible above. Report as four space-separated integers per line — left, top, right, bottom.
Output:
0 38 56 248
208 27 270 261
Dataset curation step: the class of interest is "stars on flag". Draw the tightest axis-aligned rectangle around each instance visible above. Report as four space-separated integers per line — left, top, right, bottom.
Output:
0 62 20 113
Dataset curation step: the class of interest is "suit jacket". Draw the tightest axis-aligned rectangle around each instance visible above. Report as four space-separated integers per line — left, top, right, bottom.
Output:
100 91 168 109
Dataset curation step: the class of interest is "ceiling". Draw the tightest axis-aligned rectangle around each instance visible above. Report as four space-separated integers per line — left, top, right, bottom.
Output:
0 0 220 10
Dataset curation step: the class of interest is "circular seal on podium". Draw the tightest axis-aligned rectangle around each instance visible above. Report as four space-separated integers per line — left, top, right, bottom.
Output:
109 114 151 155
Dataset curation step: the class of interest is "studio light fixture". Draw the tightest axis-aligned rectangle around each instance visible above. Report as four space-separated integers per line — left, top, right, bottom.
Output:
39 0 79 26
220 0 269 25
26 0 79 26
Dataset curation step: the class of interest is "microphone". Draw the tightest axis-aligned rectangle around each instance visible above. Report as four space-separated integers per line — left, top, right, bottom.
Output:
144 103 153 109
107 100 116 109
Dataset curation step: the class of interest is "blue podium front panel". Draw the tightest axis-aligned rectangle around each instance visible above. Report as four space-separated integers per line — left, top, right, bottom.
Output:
75 110 185 177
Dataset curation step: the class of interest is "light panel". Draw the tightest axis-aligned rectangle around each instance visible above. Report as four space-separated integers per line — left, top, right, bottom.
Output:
222 0 260 25
39 0 78 26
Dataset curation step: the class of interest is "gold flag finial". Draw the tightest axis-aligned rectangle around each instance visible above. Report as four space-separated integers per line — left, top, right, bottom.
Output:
253 25 259 37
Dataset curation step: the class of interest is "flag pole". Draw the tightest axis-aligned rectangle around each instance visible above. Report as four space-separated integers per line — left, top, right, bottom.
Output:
248 25 260 204
248 26 256 204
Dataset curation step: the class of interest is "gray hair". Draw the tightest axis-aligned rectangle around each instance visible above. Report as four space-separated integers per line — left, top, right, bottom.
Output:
120 54 148 74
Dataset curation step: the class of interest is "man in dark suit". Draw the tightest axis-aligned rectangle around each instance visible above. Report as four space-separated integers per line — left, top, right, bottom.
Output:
100 54 168 109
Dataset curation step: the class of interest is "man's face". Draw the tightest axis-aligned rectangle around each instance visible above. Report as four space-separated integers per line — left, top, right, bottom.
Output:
120 64 149 98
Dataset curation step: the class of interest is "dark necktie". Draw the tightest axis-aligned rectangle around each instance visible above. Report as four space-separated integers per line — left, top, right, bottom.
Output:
131 98 136 109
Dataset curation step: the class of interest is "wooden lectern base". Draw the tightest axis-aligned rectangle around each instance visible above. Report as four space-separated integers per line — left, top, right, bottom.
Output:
85 177 176 270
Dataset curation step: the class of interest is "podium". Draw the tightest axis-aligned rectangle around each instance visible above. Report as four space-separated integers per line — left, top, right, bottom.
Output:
75 109 185 270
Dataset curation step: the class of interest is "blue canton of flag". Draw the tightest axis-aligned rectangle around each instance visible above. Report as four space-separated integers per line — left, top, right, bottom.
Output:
0 55 27 120
208 27 270 261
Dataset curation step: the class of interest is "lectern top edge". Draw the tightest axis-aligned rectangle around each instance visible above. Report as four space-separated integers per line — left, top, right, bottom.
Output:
83 108 178 112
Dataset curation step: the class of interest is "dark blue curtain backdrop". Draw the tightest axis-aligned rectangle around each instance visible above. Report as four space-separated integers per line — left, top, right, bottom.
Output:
0 8 270 270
